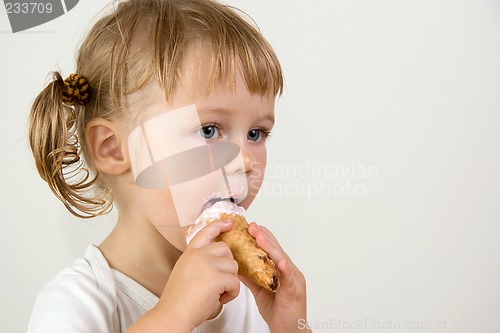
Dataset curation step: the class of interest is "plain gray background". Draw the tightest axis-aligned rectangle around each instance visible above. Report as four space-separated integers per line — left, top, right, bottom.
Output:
1 1 499 332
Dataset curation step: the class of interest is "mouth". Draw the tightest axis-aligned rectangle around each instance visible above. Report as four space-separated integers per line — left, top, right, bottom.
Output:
202 189 246 211
202 196 244 211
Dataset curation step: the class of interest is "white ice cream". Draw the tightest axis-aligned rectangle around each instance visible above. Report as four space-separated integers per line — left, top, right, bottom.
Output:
186 200 247 244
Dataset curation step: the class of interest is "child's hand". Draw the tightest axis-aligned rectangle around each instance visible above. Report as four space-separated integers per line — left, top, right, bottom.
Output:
157 220 240 331
242 222 312 333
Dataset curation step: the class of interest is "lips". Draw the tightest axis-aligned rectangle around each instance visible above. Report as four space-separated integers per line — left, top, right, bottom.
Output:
201 188 247 212
202 196 244 211
202 198 225 211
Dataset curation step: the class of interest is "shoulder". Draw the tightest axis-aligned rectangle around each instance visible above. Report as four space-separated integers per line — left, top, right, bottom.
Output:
28 245 120 333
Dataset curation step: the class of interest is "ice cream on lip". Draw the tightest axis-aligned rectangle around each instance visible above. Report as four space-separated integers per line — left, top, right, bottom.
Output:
201 187 248 212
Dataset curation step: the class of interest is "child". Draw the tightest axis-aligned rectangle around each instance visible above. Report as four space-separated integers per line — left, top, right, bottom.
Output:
28 0 311 332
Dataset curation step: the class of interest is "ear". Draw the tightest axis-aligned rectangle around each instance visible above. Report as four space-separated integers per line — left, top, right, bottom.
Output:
85 118 130 175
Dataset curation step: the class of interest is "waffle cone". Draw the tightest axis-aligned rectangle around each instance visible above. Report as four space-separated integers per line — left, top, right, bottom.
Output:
214 213 280 292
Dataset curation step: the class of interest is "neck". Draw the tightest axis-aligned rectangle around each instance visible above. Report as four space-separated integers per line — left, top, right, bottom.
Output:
99 212 182 298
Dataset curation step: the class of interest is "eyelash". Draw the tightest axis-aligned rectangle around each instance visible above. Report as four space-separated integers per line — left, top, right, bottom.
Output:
198 123 222 140
198 123 272 142
256 128 272 140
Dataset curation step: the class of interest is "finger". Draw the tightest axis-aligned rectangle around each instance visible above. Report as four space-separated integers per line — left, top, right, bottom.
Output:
258 225 286 254
276 256 303 288
212 257 239 275
205 241 234 259
247 221 260 239
219 274 241 304
248 222 282 251
249 223 304 296
248 222 288 264
188 220 233 249
274 258 308 306
278 258 291 276
238 274 265 297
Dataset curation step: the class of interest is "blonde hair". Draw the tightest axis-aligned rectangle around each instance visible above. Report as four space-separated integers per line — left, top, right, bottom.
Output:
28 0 283 218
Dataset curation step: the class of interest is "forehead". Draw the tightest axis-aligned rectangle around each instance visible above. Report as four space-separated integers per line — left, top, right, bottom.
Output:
141 46 274 116
175 42 276 99
127 43 276 128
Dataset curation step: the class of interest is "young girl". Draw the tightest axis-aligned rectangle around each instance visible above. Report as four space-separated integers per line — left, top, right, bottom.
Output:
28 0 311 332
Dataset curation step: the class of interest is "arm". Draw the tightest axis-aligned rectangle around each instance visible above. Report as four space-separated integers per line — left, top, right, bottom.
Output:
127 220 239 332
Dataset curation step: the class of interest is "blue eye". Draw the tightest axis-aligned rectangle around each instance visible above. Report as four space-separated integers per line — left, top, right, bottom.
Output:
247 129 261 141
197 125 220 139
248 129 272 142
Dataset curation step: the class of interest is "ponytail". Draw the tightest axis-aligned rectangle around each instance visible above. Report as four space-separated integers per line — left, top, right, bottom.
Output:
28 72 112 218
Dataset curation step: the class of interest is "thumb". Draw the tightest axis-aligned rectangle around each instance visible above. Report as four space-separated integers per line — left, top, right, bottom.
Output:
239 274 264 297
187 220 233 249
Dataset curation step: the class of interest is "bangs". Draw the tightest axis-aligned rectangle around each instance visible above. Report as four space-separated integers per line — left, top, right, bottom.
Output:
104 0 283 109
178 4 284 97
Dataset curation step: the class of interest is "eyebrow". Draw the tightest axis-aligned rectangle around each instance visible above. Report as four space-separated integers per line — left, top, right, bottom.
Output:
197 107 275 123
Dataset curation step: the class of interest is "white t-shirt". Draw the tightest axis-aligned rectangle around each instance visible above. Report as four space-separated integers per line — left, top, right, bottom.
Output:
28 245 270 333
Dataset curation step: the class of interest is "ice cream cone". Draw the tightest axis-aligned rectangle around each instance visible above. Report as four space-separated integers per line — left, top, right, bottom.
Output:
188 201 280 292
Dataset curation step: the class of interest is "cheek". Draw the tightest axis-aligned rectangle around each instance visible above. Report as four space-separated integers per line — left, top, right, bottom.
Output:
137 188 178 226
136 187 190 251
254 146 267 181
246 145 267 199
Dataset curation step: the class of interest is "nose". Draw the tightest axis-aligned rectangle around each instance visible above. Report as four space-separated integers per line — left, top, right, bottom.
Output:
224 141 254 176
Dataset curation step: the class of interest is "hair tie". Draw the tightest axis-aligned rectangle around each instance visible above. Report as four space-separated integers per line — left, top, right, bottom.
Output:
61 74 92 106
